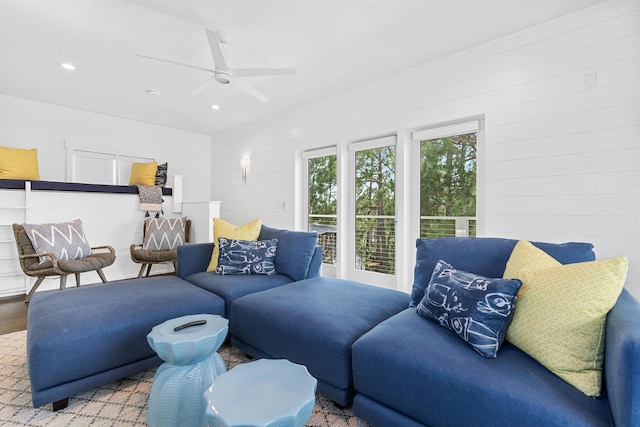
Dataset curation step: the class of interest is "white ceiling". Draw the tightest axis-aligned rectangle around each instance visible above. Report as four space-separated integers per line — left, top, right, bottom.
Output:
0 0 604 136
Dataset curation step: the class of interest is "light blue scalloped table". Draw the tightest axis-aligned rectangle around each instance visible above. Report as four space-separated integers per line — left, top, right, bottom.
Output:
203 358 317 427
146 314 229 427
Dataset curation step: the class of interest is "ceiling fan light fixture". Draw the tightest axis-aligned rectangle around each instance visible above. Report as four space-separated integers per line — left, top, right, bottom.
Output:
60 62 76 71
210 104 220 110
215 72 231 85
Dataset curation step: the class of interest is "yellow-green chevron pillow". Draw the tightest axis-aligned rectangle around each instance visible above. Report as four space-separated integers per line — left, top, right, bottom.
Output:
503 240 562 280
505 242 627 396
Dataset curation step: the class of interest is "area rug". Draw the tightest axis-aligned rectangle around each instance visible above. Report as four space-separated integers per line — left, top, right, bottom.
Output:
0 331 369 426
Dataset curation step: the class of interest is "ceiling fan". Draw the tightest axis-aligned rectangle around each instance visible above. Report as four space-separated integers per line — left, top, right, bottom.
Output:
136 29 295 102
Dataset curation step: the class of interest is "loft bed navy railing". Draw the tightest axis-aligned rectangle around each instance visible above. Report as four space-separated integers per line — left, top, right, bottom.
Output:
0 179 172 195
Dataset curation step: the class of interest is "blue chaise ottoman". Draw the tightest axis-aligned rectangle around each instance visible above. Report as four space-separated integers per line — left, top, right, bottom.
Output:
27 276 226 410
229 277 410 406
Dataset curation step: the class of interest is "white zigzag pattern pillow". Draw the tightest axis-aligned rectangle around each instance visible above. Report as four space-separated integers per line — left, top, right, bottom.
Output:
23 219 91 262
143 217 186 251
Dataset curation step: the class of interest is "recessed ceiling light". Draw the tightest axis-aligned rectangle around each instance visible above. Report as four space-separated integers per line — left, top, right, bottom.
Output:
60 63 76 71
210 105 220 110
147 89 161 96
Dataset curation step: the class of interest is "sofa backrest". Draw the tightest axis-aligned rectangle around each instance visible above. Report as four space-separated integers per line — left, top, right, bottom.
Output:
259 225 320 281
409 237 596 307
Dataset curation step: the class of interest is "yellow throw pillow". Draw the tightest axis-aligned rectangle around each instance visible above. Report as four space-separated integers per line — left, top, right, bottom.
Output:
504 240 561 344
0 146 40 180
503 240 561 279
206 218 262 272
505 241 627 396
129 161 158 186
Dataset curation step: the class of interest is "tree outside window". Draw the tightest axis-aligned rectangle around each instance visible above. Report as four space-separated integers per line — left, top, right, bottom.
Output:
307 154 337 264
354 146 395 275
420 133 477 238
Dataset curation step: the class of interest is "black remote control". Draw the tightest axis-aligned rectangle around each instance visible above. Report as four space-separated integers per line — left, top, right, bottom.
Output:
173 319 207 331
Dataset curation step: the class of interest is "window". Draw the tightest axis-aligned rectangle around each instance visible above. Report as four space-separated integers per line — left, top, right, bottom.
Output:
300 119 481 291
303 147 337 265
413 121 479 238
349 136 396 278
353 145 396 274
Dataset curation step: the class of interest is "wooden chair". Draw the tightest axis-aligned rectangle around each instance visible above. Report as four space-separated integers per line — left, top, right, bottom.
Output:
13 224 116 302
130 219 191 278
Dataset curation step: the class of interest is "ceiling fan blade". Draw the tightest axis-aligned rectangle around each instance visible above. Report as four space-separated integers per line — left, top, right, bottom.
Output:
135 53 214 74
233 80 269 103
205 29 228 71
189 75 217 96
231 68 296 78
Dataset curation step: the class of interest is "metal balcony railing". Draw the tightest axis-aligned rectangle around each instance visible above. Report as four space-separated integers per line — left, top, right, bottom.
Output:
308 215 476 273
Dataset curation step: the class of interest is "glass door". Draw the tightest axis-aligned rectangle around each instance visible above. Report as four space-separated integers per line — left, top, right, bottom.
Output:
348 136 396 288
303 147 338 276
413 121 479 240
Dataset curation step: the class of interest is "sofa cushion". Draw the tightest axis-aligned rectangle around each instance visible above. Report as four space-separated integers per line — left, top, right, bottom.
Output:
184 271 293 317
259 225 318 281
216 238 277 275
410 237 596 307
417 260 521 358
23 219 91 262
229 277 410 405
27 276 225 404
352 309 613 427
206 218 262 272
504 241 627 396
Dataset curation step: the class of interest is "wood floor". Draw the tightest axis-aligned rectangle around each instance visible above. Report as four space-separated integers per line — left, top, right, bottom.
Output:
0 295 27 335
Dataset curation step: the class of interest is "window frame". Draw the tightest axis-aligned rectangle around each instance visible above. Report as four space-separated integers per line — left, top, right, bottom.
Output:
302 146 339 276
410 118 484 250
297 117 484 293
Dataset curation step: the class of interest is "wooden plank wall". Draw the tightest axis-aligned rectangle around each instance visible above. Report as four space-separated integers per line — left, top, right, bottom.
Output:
209 0 640 297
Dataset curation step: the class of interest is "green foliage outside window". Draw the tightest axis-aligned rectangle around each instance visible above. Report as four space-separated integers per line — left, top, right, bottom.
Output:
308 155 337 264
354 146 395 275
420 133 477 238
306 132 477 272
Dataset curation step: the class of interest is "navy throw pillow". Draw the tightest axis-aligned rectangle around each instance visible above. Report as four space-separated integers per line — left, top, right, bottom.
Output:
216 238 278 275
417 260 522 358
410 237 595 307
258 225 317 281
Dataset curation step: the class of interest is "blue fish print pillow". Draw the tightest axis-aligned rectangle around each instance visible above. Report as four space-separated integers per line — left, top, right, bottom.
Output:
216 238 278 275
417 260 522 358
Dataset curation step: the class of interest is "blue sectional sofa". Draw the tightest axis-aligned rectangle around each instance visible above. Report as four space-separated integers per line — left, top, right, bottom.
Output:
176 225 323 316
26 225 322 410
349 238 640 427
27 229 640 427
27 276 226 409
229 277 409 406
222 237 640 427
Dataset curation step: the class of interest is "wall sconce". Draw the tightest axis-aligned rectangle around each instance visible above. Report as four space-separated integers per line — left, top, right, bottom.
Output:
240 157 250 184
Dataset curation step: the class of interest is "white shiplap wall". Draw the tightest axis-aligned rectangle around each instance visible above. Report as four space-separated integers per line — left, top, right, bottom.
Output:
0 95 213 296
0 95 212 204
210 0 640 298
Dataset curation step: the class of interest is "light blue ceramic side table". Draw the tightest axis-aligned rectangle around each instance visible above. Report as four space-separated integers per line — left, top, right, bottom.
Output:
203 358 317 427
147 314 228 427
